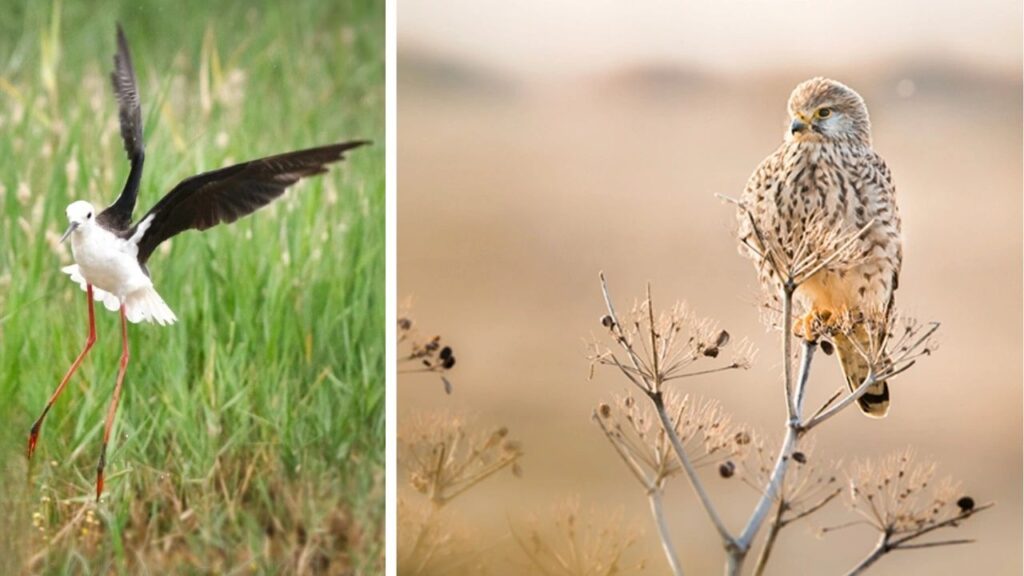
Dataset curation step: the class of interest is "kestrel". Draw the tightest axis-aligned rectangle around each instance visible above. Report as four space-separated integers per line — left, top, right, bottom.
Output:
738 77 902 417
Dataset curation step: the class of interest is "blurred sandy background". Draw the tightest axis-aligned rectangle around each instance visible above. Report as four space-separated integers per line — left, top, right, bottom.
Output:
398 1 1022 573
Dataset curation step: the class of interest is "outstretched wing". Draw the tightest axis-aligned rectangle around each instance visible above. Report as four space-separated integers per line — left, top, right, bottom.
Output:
131 141 370 265
97 23 145 232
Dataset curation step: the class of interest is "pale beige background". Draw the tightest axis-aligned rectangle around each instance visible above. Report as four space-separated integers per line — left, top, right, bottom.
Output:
398 2 1022 574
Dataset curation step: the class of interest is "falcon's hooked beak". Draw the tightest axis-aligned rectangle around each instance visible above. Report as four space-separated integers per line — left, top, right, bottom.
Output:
790 116 809 135
60 222 79 243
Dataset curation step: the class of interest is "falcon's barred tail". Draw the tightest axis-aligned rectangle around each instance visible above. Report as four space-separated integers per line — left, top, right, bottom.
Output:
833 326 889 418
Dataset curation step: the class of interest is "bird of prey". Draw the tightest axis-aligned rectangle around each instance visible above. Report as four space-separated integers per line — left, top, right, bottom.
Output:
27 24 369 499
737 77 902 417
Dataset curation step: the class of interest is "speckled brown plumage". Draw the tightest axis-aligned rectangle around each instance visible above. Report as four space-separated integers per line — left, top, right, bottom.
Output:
738 77 902 417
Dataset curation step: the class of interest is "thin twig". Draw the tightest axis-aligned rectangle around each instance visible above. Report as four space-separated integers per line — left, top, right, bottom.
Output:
888 503 994 548
663 364 743 382
893 539 975 550
801 371 877 432
599 273 654 392
753 489 841 575
782 286 797 421
648 488 685 576
592 412 654 489
653 392 738 549
793 338 815 419
845 532 889 576
793 218 876 284
784 489 841 525
844 504 993 575
600 273 738 549
647 283 661 391
808 388 844 422
752 500 786 576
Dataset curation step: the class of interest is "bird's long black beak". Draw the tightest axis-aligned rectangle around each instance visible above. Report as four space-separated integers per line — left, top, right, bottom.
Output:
60 222 79 243
790 118 808 135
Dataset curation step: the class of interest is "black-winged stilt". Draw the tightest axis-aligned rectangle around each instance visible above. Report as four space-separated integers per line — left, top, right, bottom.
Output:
27 24 369 501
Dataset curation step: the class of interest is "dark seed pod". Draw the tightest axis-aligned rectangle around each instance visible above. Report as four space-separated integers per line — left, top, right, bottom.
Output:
792 451 807 464
715 330 730 347
703 347 720 358
598 403 612 418
439 346 453 360
441 356 456 370
397 317 413 331
820 340 834 355
601 314 615 328
956 496 975 512
719 460 736 479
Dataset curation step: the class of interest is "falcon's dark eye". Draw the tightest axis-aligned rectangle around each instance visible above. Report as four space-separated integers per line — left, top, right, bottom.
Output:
87 212 93 219
816 107 832 119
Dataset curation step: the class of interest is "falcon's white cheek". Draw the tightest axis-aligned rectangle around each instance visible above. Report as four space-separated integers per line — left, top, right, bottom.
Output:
817 114 852 136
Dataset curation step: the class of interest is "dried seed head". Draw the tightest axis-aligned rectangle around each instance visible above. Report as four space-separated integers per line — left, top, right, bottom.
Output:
598 403 612 418
589 288 754 394
400 413 523 505
957 496 975 512
512 499 646 575
793 451 807 464
847 449 972 535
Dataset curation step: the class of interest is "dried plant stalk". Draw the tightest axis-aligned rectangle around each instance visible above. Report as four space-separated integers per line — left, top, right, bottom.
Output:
592 265 977 576
400 412 523 508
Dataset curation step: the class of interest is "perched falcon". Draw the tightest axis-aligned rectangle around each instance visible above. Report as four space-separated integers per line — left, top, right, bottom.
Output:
738 77 902 417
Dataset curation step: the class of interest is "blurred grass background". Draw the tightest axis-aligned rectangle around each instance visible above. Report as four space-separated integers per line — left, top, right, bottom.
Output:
0 0 383 573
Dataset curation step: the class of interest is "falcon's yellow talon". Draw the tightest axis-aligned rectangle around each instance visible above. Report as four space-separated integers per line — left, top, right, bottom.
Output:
795 309 838 342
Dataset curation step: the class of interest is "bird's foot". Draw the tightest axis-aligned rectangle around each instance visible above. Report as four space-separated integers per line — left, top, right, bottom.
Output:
794 309 835 342
27 422 41 460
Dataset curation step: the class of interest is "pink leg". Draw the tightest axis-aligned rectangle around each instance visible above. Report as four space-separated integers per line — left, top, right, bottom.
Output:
96 304 129 501
28 285 97 460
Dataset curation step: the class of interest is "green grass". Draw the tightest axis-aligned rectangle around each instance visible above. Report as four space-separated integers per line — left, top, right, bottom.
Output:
0 1 383 573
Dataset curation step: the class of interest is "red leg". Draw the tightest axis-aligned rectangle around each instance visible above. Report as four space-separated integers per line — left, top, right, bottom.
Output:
28 285 98 460
96 303 130 501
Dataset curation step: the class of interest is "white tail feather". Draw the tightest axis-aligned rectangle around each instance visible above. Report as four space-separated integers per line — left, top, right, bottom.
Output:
124 287 177 325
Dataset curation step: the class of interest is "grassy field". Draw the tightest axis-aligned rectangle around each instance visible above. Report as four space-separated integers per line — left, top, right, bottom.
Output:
0 1 383 573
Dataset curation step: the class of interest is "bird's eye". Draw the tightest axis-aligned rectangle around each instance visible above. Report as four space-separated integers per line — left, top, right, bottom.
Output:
87 212 93 218
816 108 832 119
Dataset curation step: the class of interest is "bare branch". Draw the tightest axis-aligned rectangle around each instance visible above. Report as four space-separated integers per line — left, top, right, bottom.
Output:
737 341 816 549
649 488 685 576
652 393 739 548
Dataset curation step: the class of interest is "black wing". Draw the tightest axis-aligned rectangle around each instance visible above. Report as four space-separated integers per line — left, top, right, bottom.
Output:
132 141 370 265
97 23 145 232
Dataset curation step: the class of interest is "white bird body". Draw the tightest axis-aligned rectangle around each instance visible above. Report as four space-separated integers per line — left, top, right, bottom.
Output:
61 201 175 325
